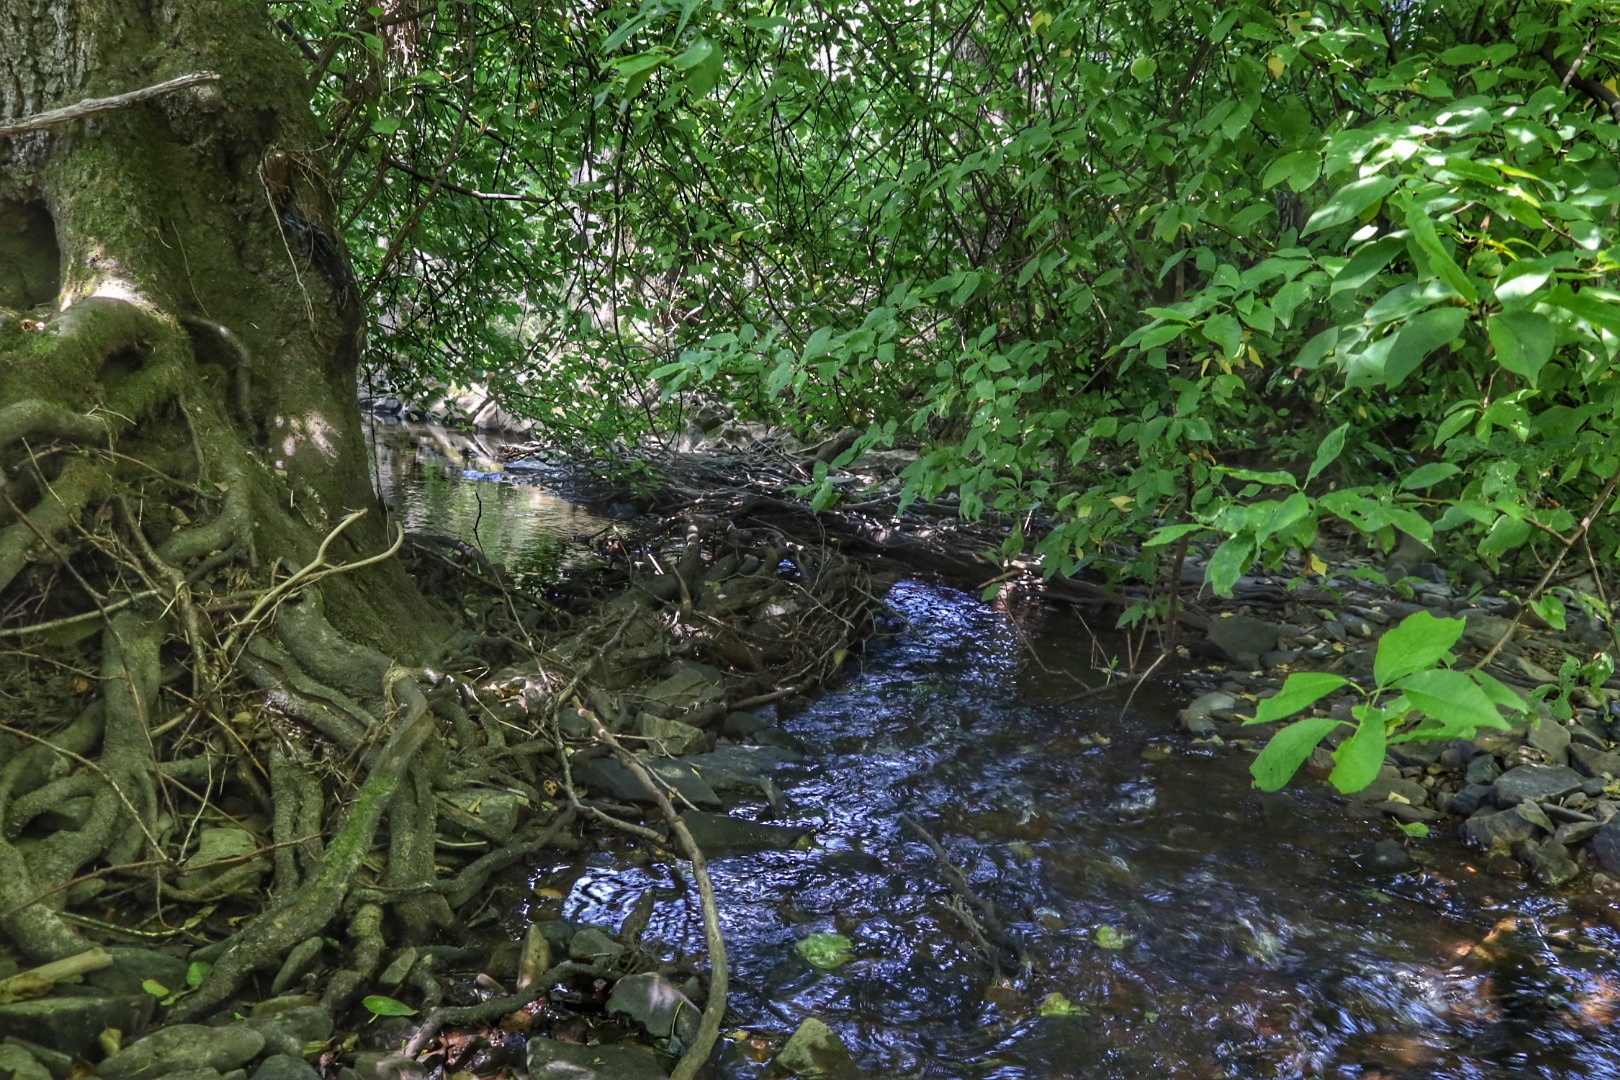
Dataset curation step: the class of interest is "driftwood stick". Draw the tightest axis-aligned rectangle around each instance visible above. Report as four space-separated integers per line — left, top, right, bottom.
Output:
0 72 220 139
585 710 728 1080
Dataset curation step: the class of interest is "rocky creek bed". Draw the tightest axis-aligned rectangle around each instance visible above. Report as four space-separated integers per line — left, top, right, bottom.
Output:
6 420 1620 1079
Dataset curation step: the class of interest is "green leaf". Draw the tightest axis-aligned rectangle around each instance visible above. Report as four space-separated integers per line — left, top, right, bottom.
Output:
1094 925 1130 950
141 979 170 998
1399 462 1461 490
1250 717 1341 791
1488 310 1555 384
1330 706 1390 793
1206 535 1255 597
1392 668 1512 734
1330 236 1405 297
1202 312 1243 358
185 961 211 990
1544 286 1620 335
1039 992 1089 1016
1303 176 1398 235
1405 205 1477 303
1383 306 1466 389
362 995 418 1018
1372 611 1465 687
1130 56 1158 81
795 932 855 970
1250 672 1352 724
1306 423 1349 483
1261 150 1322 193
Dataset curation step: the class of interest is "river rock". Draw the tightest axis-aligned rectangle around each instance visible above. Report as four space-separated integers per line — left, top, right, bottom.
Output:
572 758 721 808
97 1023 264 1079
681 810 809 858
0 1044 51 1080
526 1038 667 1080
250 1055 322 1080
440 787 522 842
639 714 710 756
1527 719 1572 766
1349 775 1428 806
242 1005 334 1058
773 1018 859 1080
606 972 701 1045
1570 743 1620 780
1515 801 1556 833
1554 819 1604 846
568 927 626 968
1462 610 1517 650
1518 840 1580 886
83 947 190 998
1441 783 1493 817
1466 754 1502 786
1461 808 1540 851
1179 692 1234 735
1491 765 1585 806
683 745 802 791
1590 821 1620 874
347 1051 427 1080
0 994 150 1056
1206 618 1281 667
641 667 724 714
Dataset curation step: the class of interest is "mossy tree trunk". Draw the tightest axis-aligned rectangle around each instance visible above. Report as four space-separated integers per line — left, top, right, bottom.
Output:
0 0 456 1013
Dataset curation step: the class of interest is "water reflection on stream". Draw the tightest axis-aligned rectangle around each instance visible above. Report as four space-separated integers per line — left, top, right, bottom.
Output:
554 582 1620 1080
369 437 1620 1078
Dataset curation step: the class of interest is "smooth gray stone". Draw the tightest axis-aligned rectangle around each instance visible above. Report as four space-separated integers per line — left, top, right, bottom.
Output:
1571 743 1620 780
682 746 801 792
1466 754 1502 786
773 1018 859 1080
526 1038 668 1080
1527 720 1571 766
1590 821 1620 874
1206 617 1281 667
242 1006 333 1059
606 972 700 1045
250 1054 323 1080
1462 808 1540 851
83 948 190 999
572 758 721 808
0 994 150 1057
0 1044 51 1080
1519 840 1580 886
680 811 808 859
1490 765 1585 806
97 1024 264 1079
568 927 626 968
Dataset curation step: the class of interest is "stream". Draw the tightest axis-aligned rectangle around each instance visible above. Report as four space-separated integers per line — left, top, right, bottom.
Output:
373 422 1620 1079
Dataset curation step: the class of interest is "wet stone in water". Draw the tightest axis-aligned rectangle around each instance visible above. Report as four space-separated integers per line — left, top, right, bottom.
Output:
1490 765 1585 807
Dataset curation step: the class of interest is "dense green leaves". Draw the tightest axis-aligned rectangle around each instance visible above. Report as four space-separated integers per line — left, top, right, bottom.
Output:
274 0 1620 615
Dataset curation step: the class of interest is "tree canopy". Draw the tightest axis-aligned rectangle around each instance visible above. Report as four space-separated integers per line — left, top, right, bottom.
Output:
287 0 1620 614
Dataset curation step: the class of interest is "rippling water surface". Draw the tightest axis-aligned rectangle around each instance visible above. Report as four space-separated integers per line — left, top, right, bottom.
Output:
555 582 1620 1080
371 440 1620 1079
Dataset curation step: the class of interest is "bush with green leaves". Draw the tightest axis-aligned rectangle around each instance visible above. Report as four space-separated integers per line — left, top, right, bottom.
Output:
1245 612 1523 793
275 1 1620 607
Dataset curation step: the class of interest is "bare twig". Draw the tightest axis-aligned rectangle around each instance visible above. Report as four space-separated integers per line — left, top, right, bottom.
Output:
0 72 219 138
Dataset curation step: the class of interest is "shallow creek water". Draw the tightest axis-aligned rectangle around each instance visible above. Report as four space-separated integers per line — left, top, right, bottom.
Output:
372 433 1620 1079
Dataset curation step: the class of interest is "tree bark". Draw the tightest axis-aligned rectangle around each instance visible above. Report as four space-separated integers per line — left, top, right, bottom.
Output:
0 0 448 998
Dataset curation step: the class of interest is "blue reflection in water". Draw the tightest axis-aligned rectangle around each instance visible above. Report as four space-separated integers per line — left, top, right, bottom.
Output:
561 580 1620 1080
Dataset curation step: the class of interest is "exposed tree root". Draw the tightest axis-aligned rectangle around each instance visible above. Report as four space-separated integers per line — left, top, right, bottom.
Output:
2 303 889 1073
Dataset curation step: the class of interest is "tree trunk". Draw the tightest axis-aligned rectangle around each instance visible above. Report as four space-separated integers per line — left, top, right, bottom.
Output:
0 0 452 1009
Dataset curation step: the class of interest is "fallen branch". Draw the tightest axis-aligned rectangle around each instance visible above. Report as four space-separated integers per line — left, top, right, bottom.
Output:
0 72 220 139
585 710 727 1080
